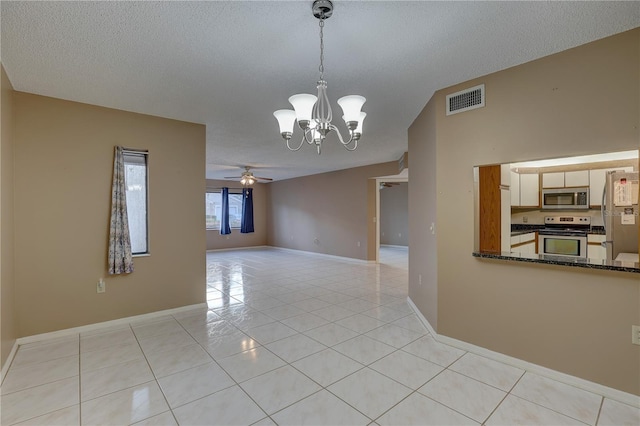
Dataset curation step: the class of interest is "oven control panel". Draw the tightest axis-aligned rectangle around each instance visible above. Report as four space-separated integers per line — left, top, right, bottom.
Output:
544 216 591 225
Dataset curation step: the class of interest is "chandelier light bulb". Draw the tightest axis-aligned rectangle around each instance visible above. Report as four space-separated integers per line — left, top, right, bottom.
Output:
273 109 297 136
357 112 366 133
345 112 366 134
337 95 366 124
289 94 317 125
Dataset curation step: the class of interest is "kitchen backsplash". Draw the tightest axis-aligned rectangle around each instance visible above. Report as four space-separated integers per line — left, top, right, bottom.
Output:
511 209 604 227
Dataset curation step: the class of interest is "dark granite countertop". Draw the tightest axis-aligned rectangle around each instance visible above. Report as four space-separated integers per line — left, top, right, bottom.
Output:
588 226 606 235
511 224 545 232
473 251 639 273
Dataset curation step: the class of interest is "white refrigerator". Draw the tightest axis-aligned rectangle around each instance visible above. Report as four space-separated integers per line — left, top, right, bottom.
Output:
602 170 639 262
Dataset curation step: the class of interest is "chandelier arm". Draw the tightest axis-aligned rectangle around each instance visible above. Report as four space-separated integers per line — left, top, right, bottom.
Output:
328 123 357 149
303 127 315 144
343 139 358 151
286 136 306 151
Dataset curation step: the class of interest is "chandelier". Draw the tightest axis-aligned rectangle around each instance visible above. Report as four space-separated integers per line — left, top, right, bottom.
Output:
273 0 366 155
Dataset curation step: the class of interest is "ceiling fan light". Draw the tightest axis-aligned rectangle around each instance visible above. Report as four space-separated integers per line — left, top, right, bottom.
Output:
337 95 366 123
288 94 317 123
273 109 297 135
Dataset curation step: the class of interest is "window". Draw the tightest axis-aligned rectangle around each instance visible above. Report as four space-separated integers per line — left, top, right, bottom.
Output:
206 191 243 230
123 150 148 255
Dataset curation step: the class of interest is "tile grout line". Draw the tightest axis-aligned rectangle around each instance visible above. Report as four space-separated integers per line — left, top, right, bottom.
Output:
171 312 275 422
476 366 528 424
594 395 605 426
129 322 179 425
77 333 82 425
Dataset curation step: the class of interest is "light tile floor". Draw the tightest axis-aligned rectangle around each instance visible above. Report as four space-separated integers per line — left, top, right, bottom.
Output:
1 246 639 425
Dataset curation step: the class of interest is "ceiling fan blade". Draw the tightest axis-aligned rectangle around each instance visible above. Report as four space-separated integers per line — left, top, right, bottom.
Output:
254 176 273 181
223 176 241 179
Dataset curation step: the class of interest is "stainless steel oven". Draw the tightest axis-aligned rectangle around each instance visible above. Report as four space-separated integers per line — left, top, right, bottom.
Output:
542 187 589 210
538 216 590 259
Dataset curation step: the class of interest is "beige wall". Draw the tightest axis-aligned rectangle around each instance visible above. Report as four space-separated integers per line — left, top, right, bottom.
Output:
380 182 408 246
408 95 438 329
13 93 206 337
267 161 398 260
409 29 640 394
1 64 16 369
206 179 268 250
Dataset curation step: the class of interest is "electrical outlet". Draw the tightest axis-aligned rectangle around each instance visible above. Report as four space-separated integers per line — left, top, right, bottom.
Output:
357 241 361 247
632 325 640 345
419 274 422 286
523 216 528 223
97 278 105 293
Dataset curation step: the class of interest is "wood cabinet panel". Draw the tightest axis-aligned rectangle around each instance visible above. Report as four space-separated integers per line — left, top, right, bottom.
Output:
479 165 501 253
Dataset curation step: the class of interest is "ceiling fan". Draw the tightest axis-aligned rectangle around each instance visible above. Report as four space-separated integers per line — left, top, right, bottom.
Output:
380 182 400 189
224 166 273 186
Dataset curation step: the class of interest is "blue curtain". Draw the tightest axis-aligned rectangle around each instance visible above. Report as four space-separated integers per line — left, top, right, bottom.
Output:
241 188 254 233
220 187 231 235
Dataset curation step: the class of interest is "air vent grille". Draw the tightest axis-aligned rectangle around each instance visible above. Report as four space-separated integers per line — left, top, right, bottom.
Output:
446 84 485 115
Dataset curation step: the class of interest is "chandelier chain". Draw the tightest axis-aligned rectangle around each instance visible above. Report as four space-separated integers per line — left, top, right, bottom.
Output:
318 19 325 79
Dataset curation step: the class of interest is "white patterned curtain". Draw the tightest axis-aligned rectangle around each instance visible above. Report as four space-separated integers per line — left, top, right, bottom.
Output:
108 146 134 274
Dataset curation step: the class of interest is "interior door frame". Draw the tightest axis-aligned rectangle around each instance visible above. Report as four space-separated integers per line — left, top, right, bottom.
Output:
374 173 408 263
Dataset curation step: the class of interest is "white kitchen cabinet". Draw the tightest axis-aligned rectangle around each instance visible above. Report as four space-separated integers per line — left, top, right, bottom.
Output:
510 171 520 206
565 170 589 187
500 165 511 253
519 174 539 207
500 164 511 187
511 232 537 254
542 172 564 188
519 241 536 254
588 167 634 207
587 234 606 261
501 188 511 253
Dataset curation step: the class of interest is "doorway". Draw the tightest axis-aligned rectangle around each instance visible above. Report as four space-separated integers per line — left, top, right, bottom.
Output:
373 170 408 263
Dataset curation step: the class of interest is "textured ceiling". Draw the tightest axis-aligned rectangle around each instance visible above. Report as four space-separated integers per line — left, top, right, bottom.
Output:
2 1 639 181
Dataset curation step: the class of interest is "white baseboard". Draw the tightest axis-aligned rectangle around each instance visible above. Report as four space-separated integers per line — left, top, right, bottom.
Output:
271 246 375 264
206 245 270 253
206 245 377 264
1 340 19 384
380 244 409 248
406 297 640 408
15 303 208 347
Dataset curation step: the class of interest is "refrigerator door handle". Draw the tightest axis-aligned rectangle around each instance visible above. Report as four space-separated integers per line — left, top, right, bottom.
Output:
601 179 607 233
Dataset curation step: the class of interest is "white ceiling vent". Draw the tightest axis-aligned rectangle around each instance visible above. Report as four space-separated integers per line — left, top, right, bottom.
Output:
446 84 485 116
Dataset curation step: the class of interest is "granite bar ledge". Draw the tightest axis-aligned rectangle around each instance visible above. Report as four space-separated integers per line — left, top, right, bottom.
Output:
472 251 640 273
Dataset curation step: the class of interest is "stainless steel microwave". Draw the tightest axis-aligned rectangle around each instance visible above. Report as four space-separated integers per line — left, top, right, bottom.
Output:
542 187 589 210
